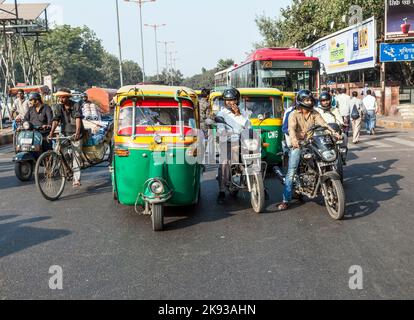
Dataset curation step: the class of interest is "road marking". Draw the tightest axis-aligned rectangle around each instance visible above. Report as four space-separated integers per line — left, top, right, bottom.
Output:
384 137 414 148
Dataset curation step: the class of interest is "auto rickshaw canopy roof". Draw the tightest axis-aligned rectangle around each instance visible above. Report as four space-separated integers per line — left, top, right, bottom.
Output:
116 85 198 105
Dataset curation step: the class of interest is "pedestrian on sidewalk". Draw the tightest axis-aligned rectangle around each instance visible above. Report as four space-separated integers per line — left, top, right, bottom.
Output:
363 90 379 135
336 88 351 137
350 91 366 144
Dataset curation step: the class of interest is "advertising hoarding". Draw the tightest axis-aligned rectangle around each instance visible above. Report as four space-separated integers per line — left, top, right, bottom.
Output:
304 17 377 75
385 0 414 40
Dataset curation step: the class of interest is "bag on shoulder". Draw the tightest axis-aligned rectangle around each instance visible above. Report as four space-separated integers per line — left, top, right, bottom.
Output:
351 105 360 120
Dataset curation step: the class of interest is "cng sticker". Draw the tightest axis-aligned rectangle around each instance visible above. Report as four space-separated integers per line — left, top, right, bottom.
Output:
268 131 278 139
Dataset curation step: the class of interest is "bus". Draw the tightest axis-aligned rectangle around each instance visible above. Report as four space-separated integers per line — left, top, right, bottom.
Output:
214 65 234 87
228 48 320 93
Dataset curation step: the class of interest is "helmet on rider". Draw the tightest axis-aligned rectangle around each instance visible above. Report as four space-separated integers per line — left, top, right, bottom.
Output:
295 90 315 111
222 87 241 105
28 92 42 103
319 91 332 111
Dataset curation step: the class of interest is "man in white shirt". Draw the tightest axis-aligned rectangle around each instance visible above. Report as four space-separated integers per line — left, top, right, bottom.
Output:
363 90 379 135
11 89 29 121
216 88 250 204
350 91 366 143
335 88 351 136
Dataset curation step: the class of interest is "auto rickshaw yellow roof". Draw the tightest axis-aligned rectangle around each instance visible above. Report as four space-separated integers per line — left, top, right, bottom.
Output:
116 85 197 100
237 88 283 96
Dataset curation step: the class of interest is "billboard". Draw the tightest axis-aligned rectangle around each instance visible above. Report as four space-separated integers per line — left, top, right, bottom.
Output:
304 17 377 75
385 0 414 40
380 43 414 62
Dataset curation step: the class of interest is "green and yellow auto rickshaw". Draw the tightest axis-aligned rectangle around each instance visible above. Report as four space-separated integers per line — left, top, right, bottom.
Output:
237 88 285 166
112 85 203 231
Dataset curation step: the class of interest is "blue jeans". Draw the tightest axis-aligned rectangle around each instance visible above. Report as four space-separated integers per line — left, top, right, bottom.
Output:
283 148 301 203
365 111 376 133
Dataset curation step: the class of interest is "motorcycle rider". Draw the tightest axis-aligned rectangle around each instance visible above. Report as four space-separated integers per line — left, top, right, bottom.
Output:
22 92 53 151
277 90 340 211
216 88 251 204
316 91 344 127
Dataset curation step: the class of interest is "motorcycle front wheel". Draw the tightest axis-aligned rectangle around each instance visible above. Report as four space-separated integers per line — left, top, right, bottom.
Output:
251 172 265 214
35 151 66 201
15 162 33 181
323 178 345 220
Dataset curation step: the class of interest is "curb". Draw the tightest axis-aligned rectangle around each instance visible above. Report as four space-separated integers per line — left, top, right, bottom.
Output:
377 119 414 129
0 133 13 146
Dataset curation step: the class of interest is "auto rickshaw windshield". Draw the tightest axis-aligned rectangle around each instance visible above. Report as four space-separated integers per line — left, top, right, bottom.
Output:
240 96 283 119
117 99 196 136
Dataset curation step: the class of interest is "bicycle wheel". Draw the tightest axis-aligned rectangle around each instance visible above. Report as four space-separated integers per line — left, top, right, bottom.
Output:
35 151 67 201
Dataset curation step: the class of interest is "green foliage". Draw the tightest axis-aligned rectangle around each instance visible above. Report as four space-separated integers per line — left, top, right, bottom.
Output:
217 58 235 71
256 0 385 49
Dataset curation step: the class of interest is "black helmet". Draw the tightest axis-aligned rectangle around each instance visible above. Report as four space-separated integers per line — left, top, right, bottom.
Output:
28 92 42 103
319 91 332 110
222 87 241 104
296 90 315 110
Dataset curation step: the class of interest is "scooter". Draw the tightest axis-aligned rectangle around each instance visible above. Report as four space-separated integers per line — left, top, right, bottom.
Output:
13 121 50 181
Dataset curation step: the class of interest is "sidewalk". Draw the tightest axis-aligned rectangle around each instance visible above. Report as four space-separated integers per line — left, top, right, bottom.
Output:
0 127 13 146
376 115 414 129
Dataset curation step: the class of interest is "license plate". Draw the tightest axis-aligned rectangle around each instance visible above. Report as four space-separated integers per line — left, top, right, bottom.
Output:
21 138 33 144
243 153 261 160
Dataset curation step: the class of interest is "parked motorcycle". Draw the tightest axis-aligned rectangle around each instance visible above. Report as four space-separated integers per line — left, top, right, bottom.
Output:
215 116 266 213
13 121 50 181
274 124 346 220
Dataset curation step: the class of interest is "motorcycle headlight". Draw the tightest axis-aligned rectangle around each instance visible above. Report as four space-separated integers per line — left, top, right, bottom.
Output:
322 150 337 162
244 139 259 151
150 181 164 195
23 122 31 130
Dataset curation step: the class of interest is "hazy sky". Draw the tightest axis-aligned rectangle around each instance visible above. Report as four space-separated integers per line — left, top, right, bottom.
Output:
11 0 286 77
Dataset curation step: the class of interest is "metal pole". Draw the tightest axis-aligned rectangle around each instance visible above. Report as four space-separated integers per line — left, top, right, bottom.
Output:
115 0 124 86
154 27 159 80
139 3 145 83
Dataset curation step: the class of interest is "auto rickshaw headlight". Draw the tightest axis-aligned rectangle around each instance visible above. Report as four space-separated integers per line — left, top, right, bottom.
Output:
23 121 31 130
244 139 259 151
150 181 164 195
154 135 162 145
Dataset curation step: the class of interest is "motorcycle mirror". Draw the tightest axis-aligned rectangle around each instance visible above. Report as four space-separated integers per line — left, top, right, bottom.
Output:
214 116 226 125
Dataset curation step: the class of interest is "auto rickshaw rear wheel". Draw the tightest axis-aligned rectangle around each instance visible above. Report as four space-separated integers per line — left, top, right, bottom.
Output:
151 204 164 232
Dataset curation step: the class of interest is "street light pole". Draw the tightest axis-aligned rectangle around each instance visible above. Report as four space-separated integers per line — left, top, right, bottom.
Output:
145 23 166 81
115 0 124 87
124 0 156 84
158 40 174 84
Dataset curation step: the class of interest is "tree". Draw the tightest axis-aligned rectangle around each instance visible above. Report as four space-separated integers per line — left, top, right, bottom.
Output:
122 60 143 85
217 59 235 71
40 25 106 90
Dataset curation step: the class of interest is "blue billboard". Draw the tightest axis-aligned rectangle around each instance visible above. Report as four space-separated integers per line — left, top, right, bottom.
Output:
380 43 414 62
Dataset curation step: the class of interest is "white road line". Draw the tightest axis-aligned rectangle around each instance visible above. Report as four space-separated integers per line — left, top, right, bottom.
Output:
385 138 414 148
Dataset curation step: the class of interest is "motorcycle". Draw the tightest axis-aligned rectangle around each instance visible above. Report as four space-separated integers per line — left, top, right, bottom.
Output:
215 116 266 213
274 124 346 220
13 121 50 181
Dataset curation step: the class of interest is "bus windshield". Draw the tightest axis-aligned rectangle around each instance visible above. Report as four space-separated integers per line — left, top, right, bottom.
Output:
257 69 317 92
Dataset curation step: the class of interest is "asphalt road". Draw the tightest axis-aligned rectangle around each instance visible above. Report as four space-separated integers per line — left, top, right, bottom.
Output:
0 128 413 300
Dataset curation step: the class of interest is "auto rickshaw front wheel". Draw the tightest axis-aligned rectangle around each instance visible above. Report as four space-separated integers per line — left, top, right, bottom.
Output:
151 204 164 232
15 162 33 182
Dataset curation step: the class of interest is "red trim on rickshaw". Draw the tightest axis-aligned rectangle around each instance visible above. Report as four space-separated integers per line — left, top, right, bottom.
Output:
118 126 196 136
